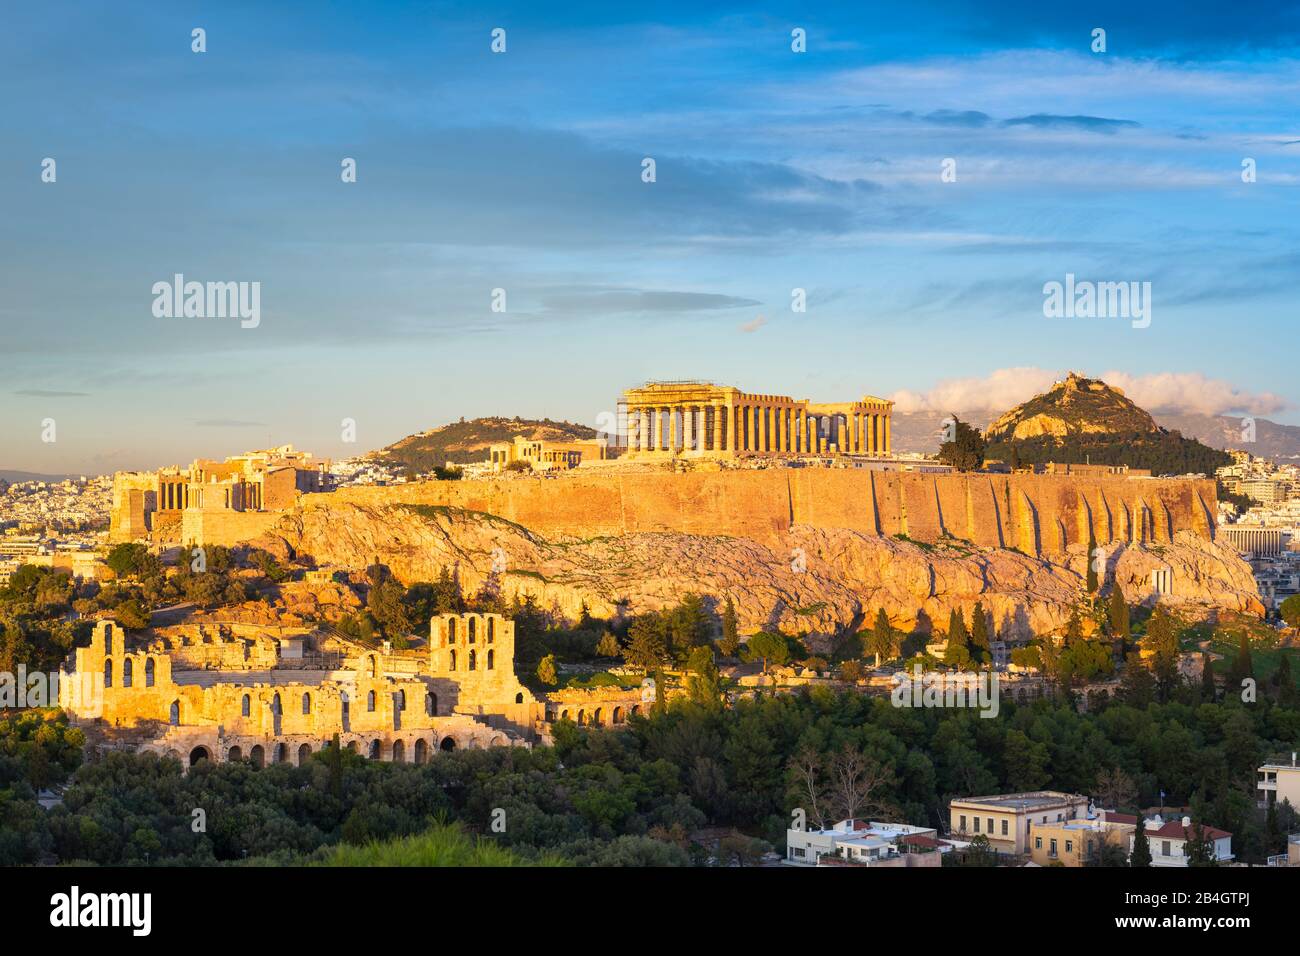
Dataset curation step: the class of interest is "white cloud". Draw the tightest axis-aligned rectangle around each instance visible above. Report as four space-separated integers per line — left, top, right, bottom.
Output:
889 367 1062 414
1098 370 1290 417
891 367 1290 418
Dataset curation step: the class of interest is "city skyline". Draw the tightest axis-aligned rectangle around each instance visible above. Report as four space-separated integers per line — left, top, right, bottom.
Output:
4 0 1298 473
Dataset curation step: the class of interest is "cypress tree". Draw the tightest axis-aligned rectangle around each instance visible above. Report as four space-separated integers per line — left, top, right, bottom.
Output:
1108 585 1130 650
1131 817 1152 867
1200 652 1217 702
948 607 969 648
1086 534 1099 594
1227 634 1254 692
870 607 894 667
969 601 993 669
719 596 740 657
1275 653 1297 706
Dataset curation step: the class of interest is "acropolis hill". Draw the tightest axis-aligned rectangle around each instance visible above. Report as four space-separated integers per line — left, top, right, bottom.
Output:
106 379 1264 642
231 467 1254 643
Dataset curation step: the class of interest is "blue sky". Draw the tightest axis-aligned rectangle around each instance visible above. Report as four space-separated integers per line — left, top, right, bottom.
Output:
2 1 1298 473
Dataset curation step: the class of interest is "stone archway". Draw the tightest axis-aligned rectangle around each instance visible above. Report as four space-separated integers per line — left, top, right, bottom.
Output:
439 736 456 752
228 745 243 762
249 744 265 768
274 743 288 764
368 739 381 760
189 746 211 767
298 743 312 765
392 739 405 763
414 738 429 764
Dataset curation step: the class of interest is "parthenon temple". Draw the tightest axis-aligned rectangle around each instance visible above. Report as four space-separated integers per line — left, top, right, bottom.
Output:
621 381 893 458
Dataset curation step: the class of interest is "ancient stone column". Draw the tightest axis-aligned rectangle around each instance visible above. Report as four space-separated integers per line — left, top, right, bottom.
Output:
668 406 678 453
713 403 725 453
883 415 891 455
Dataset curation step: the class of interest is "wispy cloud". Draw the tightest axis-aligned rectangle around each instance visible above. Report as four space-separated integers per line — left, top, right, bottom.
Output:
1003 114 1140 133
539 288 759 314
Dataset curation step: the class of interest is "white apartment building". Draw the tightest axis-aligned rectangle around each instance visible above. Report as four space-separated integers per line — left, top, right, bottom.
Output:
1134 816 1234 867
785 819 947 867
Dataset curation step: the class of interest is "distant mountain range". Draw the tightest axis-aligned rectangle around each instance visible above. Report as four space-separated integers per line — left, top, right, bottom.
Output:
1154 413 1300 461
0 469 75 484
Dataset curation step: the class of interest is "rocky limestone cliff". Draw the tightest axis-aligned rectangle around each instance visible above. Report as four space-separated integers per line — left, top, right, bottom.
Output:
253 500 1263 647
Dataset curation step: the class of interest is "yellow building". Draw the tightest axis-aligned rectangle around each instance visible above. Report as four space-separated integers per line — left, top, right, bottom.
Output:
1258 755 1300 807
949 791 1090 856
622 381 892 459
487 435 608 472
1028 814 1133 866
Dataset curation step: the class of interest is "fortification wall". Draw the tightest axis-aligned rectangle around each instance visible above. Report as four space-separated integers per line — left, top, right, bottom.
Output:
181 509 280 547
282 469 1217 557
